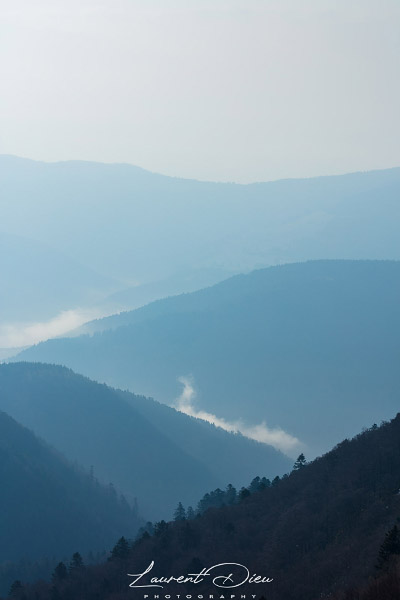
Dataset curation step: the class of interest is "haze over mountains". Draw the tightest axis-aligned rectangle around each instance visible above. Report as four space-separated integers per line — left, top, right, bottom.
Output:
0 363 290 520
1 155 400 600
1 156 400 349
17 260 400 457
0 231 119 325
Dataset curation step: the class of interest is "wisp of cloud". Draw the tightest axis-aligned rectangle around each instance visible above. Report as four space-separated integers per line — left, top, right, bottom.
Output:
175 376 302 457
0 307 102 348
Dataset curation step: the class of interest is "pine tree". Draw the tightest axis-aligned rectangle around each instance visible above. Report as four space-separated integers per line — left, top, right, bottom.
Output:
293 453 307 470
249 476 261 493
69 552 84 573
174 502 186 521
110 536 130 560
238 487 251 501
145 521 154 535
197 492 211 514
260 477 271 489
225 483 237 504
154 520 168 537
136 521 154 540
376 525 400 570
138 530 151 542
52 562 68 582
208 488 225 509
186 506 195 519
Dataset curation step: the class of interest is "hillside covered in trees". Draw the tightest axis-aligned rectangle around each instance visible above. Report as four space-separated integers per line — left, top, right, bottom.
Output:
0 363 290 520
0 410 140 594
18 260 400 455
5 412 400 600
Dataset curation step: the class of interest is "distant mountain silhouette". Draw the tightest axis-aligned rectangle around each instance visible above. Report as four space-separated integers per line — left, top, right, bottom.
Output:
0 410 140 565
17 260 400 456
12 412 400 600
0 363 290 521
1 154 400 310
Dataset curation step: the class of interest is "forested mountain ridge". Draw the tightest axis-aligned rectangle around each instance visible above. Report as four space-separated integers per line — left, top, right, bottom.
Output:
122 413 400 600
0 410 140 564
0 363 291 520
17 260 400 456
7 412 400 600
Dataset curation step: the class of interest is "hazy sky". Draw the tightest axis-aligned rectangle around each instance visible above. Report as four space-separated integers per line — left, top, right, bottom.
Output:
1 0 399 182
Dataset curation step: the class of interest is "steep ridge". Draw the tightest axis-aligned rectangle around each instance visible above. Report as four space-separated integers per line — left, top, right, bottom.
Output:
0 363 290 520
0 410 140 564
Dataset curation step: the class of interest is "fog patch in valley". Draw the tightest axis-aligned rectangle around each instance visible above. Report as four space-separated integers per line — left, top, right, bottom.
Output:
175 375 302 457
0 307 104 348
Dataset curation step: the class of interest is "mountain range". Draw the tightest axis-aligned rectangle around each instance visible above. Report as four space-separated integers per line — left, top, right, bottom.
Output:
2 156 400 600
1 155 400 343
16 259 400 456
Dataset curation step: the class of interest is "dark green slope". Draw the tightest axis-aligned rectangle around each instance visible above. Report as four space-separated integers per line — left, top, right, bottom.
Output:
0 363 290 521
12 413 400 600
0 410 139 564
122 413 400 600
17 260 400 455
